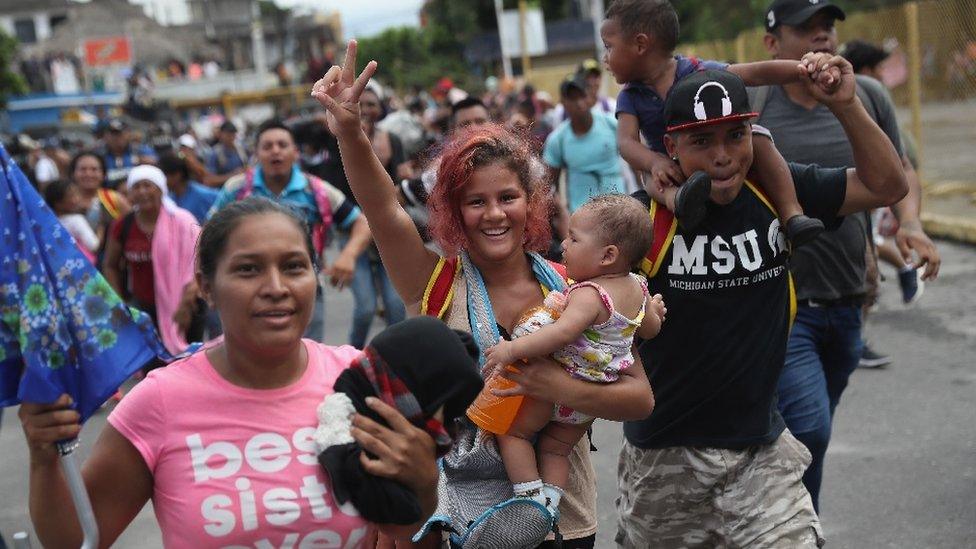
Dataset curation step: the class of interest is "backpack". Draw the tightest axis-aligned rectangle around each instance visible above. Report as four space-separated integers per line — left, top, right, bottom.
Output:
421 256 568 319
235 168 334 256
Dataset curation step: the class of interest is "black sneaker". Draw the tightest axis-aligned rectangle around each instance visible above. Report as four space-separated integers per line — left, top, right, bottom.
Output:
859 344 892 369
898 267 924 306
674 171 711 230
785 214 825 247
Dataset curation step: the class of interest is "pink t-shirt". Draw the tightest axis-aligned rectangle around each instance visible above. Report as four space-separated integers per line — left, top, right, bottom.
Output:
108 339 370 548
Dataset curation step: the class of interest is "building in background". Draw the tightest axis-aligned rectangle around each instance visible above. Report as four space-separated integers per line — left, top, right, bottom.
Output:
19 0 218 81
0 0 71 45
129 0 192 26
185 0 342 73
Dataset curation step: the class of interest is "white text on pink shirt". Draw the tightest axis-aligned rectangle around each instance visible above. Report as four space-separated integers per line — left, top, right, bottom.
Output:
186 427 367 548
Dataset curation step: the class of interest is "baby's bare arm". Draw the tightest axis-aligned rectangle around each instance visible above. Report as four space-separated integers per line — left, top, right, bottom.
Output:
508 288 603 361
495 346 653 420
637 293 667 340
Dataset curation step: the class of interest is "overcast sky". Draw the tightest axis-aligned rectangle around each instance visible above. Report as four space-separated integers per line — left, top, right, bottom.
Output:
125 0 426 37
275 0 426 37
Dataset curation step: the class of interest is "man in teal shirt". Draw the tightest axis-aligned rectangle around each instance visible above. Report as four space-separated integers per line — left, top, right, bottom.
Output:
209 120 371 342
543 77 624 212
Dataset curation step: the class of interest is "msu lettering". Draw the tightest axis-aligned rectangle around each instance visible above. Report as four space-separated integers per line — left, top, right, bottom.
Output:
666 220 789 280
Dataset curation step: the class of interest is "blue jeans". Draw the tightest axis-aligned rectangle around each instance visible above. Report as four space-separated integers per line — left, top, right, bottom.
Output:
347 247 405 349
777 303 863 513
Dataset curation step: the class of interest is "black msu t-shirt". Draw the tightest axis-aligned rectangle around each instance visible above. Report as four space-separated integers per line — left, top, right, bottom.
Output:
627 163 847 450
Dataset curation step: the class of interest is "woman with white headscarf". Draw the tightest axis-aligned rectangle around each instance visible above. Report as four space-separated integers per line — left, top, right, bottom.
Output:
102 165 202 355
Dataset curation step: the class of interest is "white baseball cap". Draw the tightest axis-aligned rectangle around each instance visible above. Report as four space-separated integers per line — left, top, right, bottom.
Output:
178 134 197 149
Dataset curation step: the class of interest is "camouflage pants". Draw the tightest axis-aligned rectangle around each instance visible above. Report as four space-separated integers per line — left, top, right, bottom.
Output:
614 430 824 548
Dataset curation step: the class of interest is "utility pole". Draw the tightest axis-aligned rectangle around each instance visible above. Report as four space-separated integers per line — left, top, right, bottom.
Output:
905 2 923 173
494 0 513 80
590 0 606 95
250 0 268 75
518 0 531 78
202 0 215 39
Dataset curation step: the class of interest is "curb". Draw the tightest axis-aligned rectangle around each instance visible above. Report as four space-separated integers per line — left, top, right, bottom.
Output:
921 212 976 245
924 181 976 198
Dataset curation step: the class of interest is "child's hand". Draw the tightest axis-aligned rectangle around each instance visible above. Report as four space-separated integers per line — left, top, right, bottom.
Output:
800 53 855 108
799 51 844 96
483 341 516 377
649 294 667 323
638 293 667 340
646 154 685 193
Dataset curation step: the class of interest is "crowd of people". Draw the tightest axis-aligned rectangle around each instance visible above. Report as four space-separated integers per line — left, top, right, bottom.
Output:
12 0 944 548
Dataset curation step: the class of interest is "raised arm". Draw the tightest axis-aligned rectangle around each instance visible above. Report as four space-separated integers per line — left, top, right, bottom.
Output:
728 59 807 86
801 55 907 213
729 53 839 87
311 40 439 307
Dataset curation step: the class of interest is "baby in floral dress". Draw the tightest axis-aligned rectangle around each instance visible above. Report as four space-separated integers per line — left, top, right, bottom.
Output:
484 194 667 515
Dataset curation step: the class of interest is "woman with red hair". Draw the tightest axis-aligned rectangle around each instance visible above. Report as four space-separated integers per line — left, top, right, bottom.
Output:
312 41 653 548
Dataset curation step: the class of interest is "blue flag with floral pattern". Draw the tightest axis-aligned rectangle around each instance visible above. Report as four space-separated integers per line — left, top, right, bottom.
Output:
0 144 168 422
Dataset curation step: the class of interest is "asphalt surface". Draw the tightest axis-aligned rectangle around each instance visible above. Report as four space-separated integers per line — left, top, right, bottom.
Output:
2 240 974 548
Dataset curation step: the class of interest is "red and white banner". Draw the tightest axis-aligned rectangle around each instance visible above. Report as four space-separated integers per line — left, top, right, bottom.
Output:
83 36 132 67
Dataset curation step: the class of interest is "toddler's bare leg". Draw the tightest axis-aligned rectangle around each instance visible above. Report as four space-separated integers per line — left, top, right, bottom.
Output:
648 184 678 212
751 135 804 221
537 419 593 490
497 397 556 484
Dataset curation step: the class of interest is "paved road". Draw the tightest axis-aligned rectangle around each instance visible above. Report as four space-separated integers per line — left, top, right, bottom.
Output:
2 241 974 548
904 99 976 185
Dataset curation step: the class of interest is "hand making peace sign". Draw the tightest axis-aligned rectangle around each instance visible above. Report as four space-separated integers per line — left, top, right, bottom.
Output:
310 39 378 139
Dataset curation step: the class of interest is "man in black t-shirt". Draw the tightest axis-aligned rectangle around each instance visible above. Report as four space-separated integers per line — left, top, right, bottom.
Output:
616 62 908 547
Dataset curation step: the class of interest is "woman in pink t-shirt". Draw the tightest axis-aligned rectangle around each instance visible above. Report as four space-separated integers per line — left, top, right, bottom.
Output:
19 198 438 548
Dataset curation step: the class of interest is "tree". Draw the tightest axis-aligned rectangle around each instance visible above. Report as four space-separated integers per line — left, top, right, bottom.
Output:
667 0 918 42
359 1 602 93
357 27 444 91
0 29 27 107
358 0 486 92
